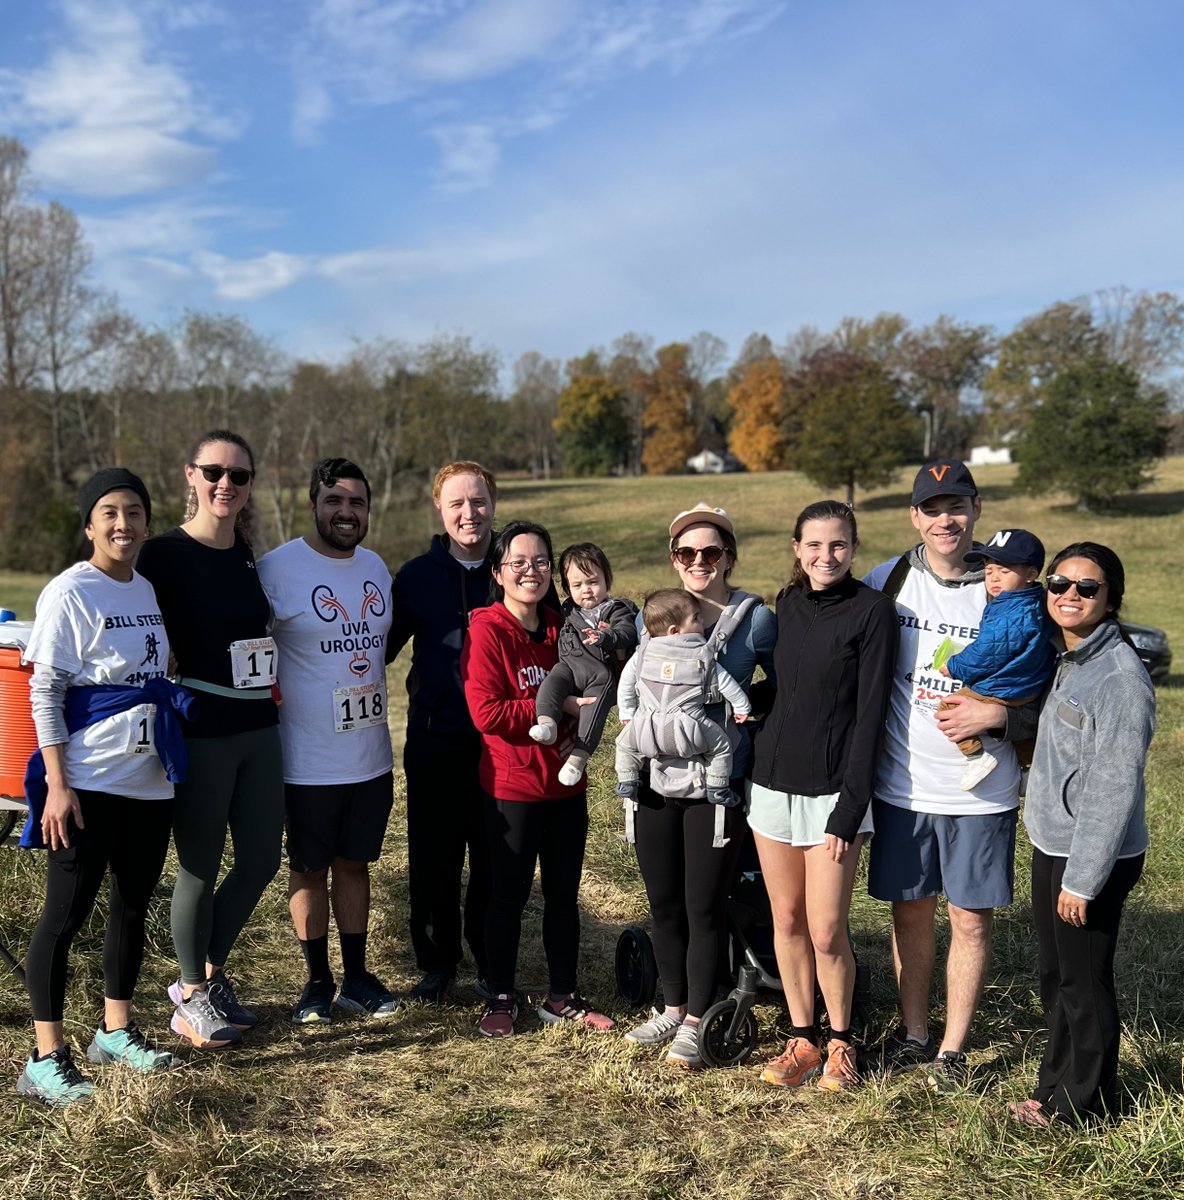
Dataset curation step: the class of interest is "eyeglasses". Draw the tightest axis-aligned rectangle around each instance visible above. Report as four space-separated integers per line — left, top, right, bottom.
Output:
1047 574 1105 599
672 545 725 567
501 557 552 574
192 463 253 486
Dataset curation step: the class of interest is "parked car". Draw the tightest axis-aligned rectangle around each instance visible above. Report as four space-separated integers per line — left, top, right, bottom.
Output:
1120 621 1172 684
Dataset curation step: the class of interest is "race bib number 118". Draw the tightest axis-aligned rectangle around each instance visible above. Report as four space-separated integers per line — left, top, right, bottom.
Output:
334 682 386 733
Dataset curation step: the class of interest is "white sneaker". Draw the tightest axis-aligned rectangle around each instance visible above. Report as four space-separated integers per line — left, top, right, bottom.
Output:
529 721 557 745
558 762 585 787
960 750 999 791
624 1008 682 1046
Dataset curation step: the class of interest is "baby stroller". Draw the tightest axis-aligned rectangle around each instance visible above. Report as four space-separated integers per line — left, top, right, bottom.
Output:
616 838 871 1068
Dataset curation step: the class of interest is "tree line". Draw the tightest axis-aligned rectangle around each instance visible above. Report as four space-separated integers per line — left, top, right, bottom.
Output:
1 134 1179 572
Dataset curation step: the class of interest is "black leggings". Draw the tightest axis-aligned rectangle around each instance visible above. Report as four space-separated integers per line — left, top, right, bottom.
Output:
484 793 588 996
26 790 174 1023
633 792 747 1016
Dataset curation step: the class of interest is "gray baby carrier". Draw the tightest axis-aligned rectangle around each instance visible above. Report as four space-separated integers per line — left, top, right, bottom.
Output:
623 590 759 847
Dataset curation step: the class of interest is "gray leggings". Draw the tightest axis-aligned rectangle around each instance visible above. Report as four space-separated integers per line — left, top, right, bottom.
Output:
170 727 285 984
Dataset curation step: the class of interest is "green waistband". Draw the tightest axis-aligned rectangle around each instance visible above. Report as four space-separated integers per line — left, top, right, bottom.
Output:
176 676 273 700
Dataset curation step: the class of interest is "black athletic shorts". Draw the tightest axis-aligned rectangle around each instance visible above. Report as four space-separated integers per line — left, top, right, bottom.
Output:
285 770 395 873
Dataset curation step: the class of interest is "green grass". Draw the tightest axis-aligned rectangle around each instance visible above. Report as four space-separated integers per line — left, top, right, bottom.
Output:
1 461 1182 1199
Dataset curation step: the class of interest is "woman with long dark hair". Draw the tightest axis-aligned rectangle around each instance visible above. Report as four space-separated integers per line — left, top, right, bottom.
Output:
461 520 613 1038
747 500 898 1090
137 430 284 1049
1009 542 1153 1127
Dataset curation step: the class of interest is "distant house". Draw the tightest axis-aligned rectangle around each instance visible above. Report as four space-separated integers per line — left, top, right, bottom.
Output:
686 448 744 474
968 444 1012 466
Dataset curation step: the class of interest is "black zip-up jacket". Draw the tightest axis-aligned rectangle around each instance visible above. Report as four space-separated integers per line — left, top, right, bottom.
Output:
389 534 496 739
750 573 899 843
388 533 558 738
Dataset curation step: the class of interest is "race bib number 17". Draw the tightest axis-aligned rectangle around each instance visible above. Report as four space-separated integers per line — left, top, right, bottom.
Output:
229 637 277 689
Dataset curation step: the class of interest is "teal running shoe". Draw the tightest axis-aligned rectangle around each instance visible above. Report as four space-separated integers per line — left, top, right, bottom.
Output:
16 1045 95 1106
87 1022 180 1073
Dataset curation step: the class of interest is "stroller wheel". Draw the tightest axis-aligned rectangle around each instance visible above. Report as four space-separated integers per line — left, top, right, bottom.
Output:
615 926 658 1009
698 998 758 1068
0 808 16 844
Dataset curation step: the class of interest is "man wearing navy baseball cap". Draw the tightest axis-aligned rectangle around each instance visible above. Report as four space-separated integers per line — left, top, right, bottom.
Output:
862 461 1036 1092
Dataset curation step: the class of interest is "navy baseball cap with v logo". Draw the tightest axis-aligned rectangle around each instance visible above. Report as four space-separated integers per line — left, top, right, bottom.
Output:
910 459 978 505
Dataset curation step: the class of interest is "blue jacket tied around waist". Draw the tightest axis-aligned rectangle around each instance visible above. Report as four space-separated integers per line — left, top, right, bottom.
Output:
20 678 197 849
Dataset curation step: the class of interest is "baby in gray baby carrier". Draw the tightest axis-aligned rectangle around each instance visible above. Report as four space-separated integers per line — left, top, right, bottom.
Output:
615 588 750 808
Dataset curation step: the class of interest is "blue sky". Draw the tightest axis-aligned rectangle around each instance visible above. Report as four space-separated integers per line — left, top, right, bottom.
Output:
2 0 1181 371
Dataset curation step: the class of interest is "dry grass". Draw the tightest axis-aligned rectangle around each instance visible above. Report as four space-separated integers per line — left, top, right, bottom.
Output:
1 462 1182 1199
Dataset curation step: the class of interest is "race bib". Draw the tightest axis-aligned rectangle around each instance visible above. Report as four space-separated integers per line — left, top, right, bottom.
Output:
116 704 156 757
229 637 277 688
333 681 386 732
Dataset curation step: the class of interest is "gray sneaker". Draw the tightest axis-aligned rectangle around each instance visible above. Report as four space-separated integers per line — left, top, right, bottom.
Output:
207 971 258 1030
665 1021 702 1069
170 989 242 1050
624 1008 682 1047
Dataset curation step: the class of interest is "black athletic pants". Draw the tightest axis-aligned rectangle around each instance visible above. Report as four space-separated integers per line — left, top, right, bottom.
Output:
404 731 490 978
633 790 747 1017
1030 846 1144 1122
26 789 174 1022
483 792 588 996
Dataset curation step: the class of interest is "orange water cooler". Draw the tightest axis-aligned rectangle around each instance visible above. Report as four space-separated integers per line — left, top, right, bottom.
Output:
0 616 35 831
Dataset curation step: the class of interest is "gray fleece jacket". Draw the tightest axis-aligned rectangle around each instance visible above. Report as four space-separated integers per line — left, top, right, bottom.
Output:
1023 619 1154 900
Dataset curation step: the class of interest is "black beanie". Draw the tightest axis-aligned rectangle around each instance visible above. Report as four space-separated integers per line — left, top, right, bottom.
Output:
78 468 152 526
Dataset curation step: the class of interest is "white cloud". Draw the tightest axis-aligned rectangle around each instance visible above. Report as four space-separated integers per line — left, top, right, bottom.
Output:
193 249 310 299
8 0 236 196
289 0 781 182
34 129 217 197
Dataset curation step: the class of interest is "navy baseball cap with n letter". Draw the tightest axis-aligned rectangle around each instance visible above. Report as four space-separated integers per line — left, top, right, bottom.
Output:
910 459 978 506
964 529 1045 572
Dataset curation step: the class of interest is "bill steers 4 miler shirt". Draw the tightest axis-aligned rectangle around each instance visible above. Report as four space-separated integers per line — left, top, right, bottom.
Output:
258 538 393 786
865 548 1020 816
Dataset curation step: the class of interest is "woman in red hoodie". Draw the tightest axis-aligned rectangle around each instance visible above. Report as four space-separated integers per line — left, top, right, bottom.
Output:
461 520 614 1038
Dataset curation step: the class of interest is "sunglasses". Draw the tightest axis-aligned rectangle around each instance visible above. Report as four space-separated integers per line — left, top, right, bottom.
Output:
672 545 725 567
501 556 552 574
191 463 253 486
1047 574 1105 599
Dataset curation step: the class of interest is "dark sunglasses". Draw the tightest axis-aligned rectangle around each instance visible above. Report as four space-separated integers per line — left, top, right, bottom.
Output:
1047 574 1104 599
672 545 725 567
192 463 253 486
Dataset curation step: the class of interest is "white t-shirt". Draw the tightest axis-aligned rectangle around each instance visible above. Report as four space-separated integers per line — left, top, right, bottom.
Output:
258 538 393 785
865 556 1019 815
24 563 172 799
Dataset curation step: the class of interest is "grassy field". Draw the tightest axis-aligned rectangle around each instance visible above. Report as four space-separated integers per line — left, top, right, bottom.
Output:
0 461 1181 1199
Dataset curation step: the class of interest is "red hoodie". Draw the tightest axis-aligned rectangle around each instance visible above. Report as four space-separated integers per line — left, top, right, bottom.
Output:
461 602 584 802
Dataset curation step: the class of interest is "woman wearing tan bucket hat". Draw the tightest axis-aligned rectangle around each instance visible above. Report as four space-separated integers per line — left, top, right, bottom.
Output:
621 503 776 1068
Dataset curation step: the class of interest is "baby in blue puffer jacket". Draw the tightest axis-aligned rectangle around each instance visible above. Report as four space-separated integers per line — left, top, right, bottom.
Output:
938 528 1056 792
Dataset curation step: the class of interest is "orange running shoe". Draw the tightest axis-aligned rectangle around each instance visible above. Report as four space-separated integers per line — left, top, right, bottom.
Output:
817 1039 861 1091
759 1036 822 1087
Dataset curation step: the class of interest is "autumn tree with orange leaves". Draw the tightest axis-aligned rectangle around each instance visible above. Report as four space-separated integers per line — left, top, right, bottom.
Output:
727 356 790 471
640 342 698 475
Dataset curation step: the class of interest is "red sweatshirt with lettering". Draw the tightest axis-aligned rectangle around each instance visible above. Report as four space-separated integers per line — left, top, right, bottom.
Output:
461 601 584 802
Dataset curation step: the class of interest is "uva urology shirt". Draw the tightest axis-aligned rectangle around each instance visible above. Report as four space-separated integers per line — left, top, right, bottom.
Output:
258 538 393 785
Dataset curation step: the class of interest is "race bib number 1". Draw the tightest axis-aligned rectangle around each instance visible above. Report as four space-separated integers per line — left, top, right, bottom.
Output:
229 637 277 688
334 682 386 733
119 704 156 757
